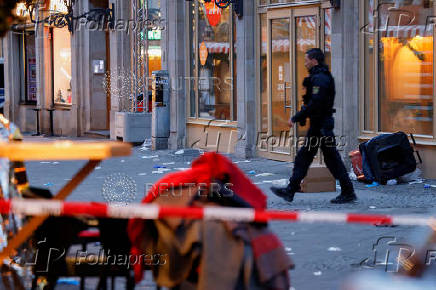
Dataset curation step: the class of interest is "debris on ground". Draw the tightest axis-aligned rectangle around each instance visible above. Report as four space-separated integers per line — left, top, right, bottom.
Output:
366 181 379 188
398 168 422 183
387 179 397 185
255 173 274 177
141 155 159 159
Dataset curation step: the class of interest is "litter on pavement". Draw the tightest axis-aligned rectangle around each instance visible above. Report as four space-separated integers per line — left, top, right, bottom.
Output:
233 160 251 164
152 168 171 174
141 155 159 159
366 181 379 188
387 179 397 185
255 173 274 177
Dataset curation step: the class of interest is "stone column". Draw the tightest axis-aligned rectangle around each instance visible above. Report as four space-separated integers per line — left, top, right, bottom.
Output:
35 6 49 133
165 0 187 149
71 0 85 136
235 0 256 158
3 32 21 122
330 0 360 166
109 0 131 139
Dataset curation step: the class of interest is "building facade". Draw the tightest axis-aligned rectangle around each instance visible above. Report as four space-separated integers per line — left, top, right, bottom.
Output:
3 0 436 178
161 0 359 162
3 0 110 136
3 0 162 138
161 0 436 178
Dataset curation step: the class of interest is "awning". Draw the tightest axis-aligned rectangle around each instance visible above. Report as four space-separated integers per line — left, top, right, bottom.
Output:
204 41 230 54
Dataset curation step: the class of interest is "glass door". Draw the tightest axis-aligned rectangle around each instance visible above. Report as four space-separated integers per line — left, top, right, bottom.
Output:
260 7 320 161
269 10 292 156
293 8 320 143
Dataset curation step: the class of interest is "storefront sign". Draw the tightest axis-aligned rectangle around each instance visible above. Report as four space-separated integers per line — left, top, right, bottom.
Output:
199 42 208 66
50 0 68 13
148 30 161 40
93 60 105 74
204 2 222 27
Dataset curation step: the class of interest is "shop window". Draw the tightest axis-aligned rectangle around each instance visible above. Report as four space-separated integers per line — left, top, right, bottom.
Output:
362 0 435 136
19 32 37 104
324 8 332 68
52 27 72 105
198 1 231 120
189 0 237 121
260 13 268 133
189 1 196 117
233 12 238 121
377 0 433 135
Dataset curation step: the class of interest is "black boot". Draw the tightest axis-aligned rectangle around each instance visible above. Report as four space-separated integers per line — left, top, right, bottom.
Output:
330 194 357 204
330 178 357 204
270 182 300 203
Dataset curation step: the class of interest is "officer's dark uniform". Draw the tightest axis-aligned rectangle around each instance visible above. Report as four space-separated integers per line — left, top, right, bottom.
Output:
287 64 355 200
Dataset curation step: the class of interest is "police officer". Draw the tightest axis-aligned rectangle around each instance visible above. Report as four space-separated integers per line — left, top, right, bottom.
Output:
271 48 357 204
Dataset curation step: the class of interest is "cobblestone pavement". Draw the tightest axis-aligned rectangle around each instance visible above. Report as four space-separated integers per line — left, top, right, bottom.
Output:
15 136 436 289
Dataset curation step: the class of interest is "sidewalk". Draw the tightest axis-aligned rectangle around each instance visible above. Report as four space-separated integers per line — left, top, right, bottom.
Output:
19 136 436 290
22 136 436 215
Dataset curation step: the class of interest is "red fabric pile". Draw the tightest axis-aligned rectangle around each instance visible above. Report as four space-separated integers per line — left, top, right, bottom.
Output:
128 152 277 283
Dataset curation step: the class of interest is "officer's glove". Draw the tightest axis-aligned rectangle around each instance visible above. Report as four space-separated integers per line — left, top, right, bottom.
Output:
298 105 307 126
302 94 310 105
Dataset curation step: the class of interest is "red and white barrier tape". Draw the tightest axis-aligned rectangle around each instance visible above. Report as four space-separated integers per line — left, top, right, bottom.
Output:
0 199 434 227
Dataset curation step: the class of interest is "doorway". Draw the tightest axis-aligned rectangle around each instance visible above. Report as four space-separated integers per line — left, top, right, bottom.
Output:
258 6 321 161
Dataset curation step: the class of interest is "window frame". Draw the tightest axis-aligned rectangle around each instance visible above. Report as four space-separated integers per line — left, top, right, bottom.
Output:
50 26 73 108
359 0 436 142
18 31 37 105
186 0 238 123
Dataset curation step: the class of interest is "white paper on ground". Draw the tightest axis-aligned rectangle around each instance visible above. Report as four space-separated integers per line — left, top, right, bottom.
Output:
255 173 274 177
141 155 159 159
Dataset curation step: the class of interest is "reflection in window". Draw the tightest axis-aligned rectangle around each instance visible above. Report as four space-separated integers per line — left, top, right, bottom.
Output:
19 32 36 103
378 0 433 135
260 13 268 133
324 8 332 68
198 1 231 120
52 27 72 105
189 1 196 117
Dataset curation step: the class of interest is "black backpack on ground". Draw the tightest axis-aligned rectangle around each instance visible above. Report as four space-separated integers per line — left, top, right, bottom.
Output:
359 132 421 184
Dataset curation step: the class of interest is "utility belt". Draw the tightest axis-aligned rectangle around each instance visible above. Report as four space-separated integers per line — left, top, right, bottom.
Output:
311 108 336 119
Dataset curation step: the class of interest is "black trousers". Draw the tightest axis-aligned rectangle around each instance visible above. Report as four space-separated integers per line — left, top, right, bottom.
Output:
289 117 354 195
